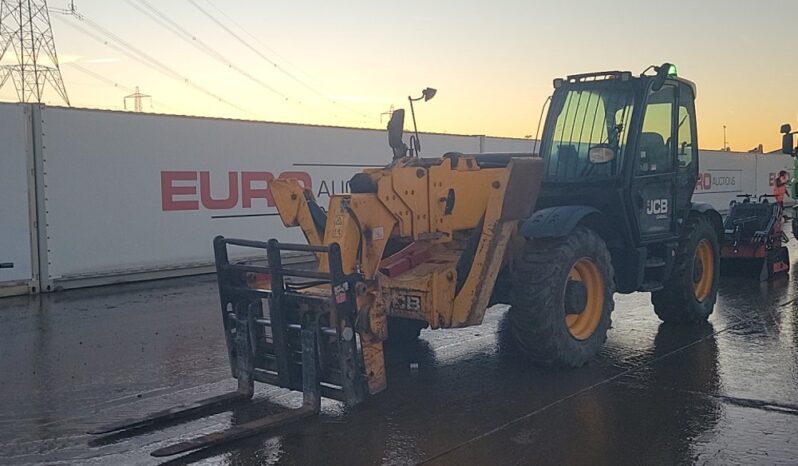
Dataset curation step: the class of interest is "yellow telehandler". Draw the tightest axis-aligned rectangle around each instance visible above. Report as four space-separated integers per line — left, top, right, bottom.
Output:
91 63 722 457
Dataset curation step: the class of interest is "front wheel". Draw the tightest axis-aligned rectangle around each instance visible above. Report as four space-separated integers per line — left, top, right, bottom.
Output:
509 227 615 368
792 207 798 240
652 215 719 323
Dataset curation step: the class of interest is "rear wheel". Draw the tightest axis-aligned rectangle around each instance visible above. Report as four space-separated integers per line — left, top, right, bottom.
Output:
652 215 719 322
509 227 615 367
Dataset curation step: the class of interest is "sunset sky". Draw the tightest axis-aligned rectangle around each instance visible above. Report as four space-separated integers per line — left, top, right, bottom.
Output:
2 0 796 151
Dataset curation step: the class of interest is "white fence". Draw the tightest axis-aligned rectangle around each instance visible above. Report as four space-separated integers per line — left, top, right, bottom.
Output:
0 103 793 295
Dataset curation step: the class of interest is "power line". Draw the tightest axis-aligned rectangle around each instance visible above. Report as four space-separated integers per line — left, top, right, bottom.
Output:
78 14 251 113
66 62 134 92
127 0 291 102
56 15 180 82
65 62 180 113
51 11 257 117
204 2 305 73
188 0 373 123
200 0 336 98
187 0 321 100
50 2 376 126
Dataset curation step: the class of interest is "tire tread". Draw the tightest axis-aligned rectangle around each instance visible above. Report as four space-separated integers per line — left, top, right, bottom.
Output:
509 227 615 367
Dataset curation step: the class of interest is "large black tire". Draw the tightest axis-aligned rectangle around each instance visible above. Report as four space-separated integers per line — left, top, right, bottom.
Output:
509 227 615 367
792 214 798 241
385 317 428 344
652 215 719 323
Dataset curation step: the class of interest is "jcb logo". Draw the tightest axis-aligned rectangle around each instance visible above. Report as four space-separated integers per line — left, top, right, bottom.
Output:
393 294 422 312
646 199 669 215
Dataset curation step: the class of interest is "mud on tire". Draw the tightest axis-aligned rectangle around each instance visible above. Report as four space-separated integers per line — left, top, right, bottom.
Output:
509 227 615 368
651 215 719 323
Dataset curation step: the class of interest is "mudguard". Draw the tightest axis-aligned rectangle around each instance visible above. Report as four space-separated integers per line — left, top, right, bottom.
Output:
690 202 724 239
519 205 600 239
690 201 717 215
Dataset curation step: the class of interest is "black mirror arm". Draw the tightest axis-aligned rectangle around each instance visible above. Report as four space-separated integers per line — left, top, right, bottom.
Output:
408 97 420 157
393 143 408 160
408 135 421 157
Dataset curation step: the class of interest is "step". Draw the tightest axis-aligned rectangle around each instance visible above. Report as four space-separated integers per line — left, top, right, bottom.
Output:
645 257 666 268
640 281 664 292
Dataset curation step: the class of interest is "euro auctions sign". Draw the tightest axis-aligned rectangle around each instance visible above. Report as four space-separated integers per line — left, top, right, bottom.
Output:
161 170 312 211
160 170 360 212
694 170 742 194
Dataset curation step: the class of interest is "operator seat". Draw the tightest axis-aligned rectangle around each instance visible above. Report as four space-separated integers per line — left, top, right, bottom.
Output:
555 145 578 179
638 132 668 172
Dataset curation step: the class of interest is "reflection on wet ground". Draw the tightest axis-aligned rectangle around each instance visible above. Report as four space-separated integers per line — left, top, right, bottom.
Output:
1 248 797 465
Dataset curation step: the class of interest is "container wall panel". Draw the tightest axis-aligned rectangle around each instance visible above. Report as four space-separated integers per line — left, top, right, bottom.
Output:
24 104 793 287
37 108 480 281
0 104 35 293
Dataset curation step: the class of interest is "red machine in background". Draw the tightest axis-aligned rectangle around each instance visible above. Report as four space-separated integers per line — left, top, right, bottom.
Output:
721 194 790 281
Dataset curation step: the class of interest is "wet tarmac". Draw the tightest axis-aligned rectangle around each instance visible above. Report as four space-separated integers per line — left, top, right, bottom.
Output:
1 250 797 465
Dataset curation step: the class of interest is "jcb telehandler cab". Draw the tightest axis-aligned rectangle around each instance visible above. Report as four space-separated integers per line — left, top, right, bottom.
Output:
90 63 722 457
510 64 723 364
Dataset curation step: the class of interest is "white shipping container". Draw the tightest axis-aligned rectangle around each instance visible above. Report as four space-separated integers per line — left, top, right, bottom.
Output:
0 104 36 296
35 106 489 290
2 102 791 293
694 150 793 214
481 136 537 153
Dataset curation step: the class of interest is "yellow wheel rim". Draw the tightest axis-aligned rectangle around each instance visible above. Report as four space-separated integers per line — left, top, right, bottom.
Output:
565 258 605 340
693 239 714 302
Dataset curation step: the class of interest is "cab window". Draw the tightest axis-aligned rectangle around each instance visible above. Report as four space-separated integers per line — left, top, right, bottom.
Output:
542 85 635 181
677 104 694 168
638 85 675 173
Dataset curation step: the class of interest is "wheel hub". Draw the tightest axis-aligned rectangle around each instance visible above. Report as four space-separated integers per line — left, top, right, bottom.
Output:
564 258 604 340
693 239 714 302
564 280 587 315
693 256 704 283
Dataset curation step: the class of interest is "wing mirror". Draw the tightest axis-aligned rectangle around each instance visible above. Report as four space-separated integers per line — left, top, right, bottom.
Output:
588 145 616 164
651 62 675 92
781 123 794 155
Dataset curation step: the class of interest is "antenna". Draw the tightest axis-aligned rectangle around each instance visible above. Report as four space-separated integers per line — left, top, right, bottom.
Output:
0 0 70 104
123 86 151 112
723 125 730 151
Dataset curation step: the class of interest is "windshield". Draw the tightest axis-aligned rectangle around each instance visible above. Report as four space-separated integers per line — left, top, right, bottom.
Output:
541 84 635 181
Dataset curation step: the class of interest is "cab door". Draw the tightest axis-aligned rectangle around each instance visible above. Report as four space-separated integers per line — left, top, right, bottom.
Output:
631 83 679 241
674 84 698 224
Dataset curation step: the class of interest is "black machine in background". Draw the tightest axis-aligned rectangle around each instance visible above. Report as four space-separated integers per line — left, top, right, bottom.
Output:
721 194 790 281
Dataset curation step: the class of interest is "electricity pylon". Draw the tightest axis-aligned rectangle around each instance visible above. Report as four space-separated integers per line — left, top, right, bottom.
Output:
0 0 70 104
124 86 151 112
